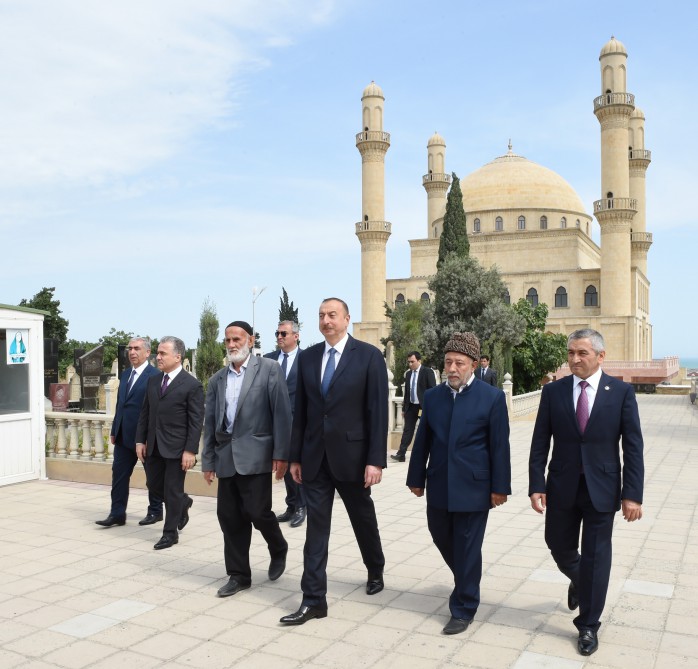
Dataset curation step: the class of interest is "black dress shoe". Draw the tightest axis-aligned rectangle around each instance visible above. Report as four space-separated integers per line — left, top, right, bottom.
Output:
95 515 126 527
290 507 306 528
276 508 294 523
216 578 251 598
366 572 384 595
390 454 405 462
178 497 193 531
442 616 472 635
139 513 163 526
279 605 328 625
578 629 598 656
568 582 579 611
268 553 287 581
153 535 178 550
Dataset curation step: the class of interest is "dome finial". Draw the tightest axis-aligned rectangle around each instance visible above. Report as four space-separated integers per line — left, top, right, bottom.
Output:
508 139 513 153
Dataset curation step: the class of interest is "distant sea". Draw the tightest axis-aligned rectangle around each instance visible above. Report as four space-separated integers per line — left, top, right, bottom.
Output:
680 357 698 370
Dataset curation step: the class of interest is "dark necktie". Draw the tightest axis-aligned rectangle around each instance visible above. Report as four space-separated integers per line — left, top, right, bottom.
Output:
281 353 288 376
161 374 169 397
322 348 336 397
576 380 589 433
126 369 137 394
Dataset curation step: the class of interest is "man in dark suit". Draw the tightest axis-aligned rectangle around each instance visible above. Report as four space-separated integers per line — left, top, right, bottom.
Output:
136 336 204 550
96 337 162 527
391 351 436 462
529 328 644 656
407 332 511 635
265 320 306 528
477 355 497 386
280 298 388 625
202 321 292 597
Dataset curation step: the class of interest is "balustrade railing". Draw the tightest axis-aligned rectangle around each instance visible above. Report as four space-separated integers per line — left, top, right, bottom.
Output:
355 130 390 143
629 149 651 161
46 412 113 461
593 92 635 110
593 197 637 213
422 172 452 185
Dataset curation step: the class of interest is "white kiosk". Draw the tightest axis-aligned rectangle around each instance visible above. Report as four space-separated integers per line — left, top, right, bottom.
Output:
0 304 46 486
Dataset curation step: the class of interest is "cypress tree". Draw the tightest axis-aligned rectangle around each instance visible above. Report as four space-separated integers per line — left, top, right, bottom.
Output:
437 172 469 268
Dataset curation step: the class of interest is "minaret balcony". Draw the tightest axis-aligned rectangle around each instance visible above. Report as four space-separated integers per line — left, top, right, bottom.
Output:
356 220 391 233
593 197 637 214
356 131 391 144
593 92 635 111
629 149 651 161
422 173 452 185
631 231 653 245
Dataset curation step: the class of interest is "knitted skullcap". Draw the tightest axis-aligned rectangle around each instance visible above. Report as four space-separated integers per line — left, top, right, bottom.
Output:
444 332 480 361
227 320 254 336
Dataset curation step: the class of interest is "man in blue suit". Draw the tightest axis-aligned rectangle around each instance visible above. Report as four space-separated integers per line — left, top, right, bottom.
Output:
407 331 511 635
96 337 162 527
280 298 388 625
529 328 644 657
265 320 306 528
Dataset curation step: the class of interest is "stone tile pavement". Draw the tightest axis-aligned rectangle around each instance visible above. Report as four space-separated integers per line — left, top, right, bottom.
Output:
0 394 696 668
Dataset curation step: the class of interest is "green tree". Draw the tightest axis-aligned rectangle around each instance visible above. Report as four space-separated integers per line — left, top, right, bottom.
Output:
382 299 430 390
19 286 69 343
195 298 224 391
98 328 135 370
278 287 299 325
437 173 469 267
511 299 568 394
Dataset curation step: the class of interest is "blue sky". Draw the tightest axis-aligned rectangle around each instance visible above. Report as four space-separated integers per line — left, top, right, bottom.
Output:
1 0 695 358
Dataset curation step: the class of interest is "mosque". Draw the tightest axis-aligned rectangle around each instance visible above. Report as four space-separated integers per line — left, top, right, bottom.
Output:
352 37 652 363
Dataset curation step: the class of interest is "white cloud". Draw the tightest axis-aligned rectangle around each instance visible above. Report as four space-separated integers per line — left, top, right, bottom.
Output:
0 0 337 186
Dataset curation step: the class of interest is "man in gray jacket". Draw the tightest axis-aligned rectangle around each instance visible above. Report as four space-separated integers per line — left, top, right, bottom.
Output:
202 320 292 598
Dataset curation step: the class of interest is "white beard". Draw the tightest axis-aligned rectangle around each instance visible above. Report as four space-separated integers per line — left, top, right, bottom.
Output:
227 344 250 365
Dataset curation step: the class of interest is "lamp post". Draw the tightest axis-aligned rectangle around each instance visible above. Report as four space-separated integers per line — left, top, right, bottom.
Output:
251 286 267 352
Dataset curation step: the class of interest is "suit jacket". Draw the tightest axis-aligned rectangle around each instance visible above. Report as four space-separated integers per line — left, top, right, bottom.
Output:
264 347 301 413
528 371 644 512
111 363 159 450
202 355 292 478
135 369 204 459
290 335 388 483
477 366 497 386
403 364 437 406
406 380 511 512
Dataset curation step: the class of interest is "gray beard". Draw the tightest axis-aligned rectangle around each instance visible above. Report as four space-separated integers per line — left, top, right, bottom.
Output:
227 345 250 365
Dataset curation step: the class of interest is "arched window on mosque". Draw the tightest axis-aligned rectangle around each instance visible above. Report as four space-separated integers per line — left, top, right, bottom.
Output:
584 285 598 307
526 288 539 306
554 286 568 308
560 216 567 229
586 222 590 235
576 219 581 228
540 215 548 230
473 218 481 233
495 216 503 232
503 289 510 305
395 293 405 307
420 292 430 303
518 215 526 230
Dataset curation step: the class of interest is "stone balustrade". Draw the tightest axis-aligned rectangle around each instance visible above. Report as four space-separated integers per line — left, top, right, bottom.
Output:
355 130 390 144
46 412 114 461
593 92 635 110
593 197 637 213
422 172 452 185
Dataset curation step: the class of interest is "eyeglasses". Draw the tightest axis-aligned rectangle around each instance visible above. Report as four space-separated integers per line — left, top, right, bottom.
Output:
275 331 289 338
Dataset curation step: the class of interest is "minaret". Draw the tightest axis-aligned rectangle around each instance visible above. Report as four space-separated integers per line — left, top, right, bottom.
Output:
628 107 652 276
593 36 636 320
355 81 391 326
423 132 450 238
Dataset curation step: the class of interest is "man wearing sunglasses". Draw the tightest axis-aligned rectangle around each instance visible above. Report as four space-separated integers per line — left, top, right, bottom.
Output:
265 321 306 528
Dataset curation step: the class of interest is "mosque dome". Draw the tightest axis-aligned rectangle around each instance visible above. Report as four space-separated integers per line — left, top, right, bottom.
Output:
600 36 627 58
460 145 588 215
362 81 384 98
427 131 446 147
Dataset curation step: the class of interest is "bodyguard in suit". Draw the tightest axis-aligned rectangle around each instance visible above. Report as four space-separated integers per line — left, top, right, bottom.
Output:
391 351 436 462
265 320 307 528
96 337 163 527
280 298 388 625
477 355 497 386
202 320 292 597
407 332 511 635
529 328 644 656
136 336 204 550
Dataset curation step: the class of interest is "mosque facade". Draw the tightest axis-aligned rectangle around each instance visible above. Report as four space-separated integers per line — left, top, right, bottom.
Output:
353 37 652 363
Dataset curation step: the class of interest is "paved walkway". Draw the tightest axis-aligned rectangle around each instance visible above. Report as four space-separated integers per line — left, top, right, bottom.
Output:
0 394 696 669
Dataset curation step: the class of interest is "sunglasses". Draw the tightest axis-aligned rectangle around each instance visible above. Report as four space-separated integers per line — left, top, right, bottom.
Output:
275 331 289 338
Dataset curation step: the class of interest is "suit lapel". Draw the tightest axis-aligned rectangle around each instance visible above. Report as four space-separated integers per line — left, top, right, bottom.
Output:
586 371 613 431
217 370 227 424
559 375 576 426
328 336 355 391
235 356 259 419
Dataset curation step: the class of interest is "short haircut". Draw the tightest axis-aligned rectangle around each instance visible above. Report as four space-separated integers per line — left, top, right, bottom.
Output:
480 355 489 361
278 320 300 334
321 297 349 315
160 336 185 360
568 328 605 354
130 336 151 352
407 351 421 360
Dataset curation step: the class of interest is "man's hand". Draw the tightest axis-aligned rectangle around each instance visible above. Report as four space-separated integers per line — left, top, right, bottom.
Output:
110 435 115 445
136 443 146 463
203 470 215 485
409 487 424 497
491 493 508 508
181 451 196 472
364 465 382 488
290 462 302 484
273 460 288 480
530 492 546 514
622 499 642 522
